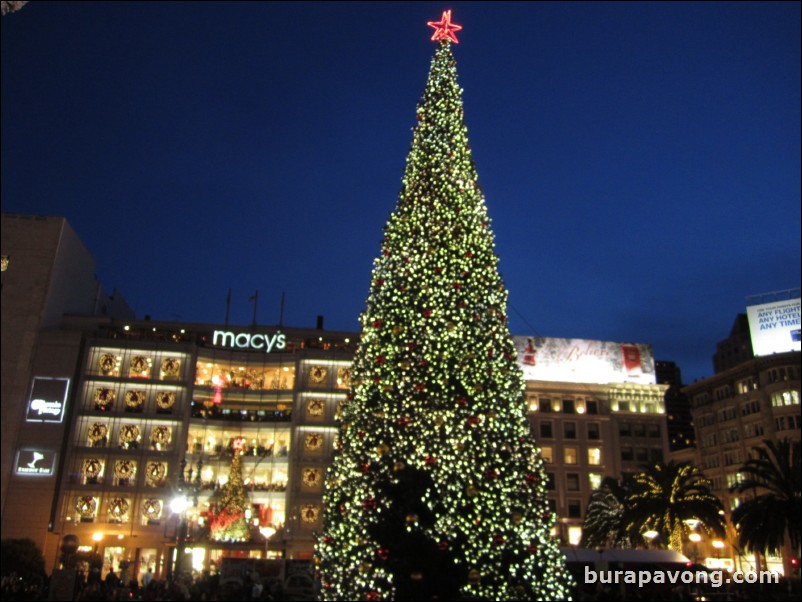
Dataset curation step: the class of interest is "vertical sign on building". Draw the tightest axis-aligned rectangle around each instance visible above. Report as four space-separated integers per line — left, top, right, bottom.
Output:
26 377 70 423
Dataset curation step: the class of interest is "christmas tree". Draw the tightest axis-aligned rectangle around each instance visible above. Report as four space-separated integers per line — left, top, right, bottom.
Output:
210 438 250 542
316 12 572 601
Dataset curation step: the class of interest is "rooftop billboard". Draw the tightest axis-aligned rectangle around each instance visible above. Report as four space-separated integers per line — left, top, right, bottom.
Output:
746 298 801 357
513 337 656 385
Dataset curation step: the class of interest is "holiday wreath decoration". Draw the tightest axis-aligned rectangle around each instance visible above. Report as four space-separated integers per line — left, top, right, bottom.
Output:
302 467 322 487
76 496 97 518
145 461 167 486
150 426 171 449
119 424 140 445
94 388 116 411
304 432 324 451
125 390 146 410
155 391 176 410
88 422 108 445
82 458 103 482
337 367 351 388
307 399 325 416
114 459 136 480
309 365 327 384
108 497 130 520
99 353 117 375
142 498 162 520
160 357 180 378
301 504 320 523
129 355 150 378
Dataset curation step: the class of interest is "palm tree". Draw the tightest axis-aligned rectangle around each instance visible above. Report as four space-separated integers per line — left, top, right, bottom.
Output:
730 438 801 572
581 475 641 549
629 462 726 552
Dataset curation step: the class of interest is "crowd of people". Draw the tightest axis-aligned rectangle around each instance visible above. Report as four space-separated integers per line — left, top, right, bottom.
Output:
0 566 286 601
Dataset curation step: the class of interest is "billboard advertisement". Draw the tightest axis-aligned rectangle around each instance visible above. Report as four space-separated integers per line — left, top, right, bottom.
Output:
746 298 801 357
513 337 656 385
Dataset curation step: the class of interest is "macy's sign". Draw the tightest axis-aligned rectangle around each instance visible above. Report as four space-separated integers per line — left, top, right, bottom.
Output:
212 330 286 353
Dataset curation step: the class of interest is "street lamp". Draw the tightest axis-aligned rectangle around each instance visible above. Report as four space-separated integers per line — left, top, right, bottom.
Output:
259 525 277 558
642 530 659 549
171 458 203 577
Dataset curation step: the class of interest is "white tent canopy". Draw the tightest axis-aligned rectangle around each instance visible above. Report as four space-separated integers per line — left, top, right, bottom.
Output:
562 547 690 564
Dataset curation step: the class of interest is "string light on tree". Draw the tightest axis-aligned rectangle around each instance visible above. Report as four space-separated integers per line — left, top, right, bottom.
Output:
316 11 573 601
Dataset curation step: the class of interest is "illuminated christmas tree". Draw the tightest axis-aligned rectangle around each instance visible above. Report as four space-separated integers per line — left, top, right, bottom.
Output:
316 12 573 601
210 438 250 542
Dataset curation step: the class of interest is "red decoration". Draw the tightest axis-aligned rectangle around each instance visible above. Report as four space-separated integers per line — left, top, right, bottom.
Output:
377 548 389 561
456 397 468 406
232 437 246 452
438 541 450 551
362 497 377 511
493 535 505 545
424 455 437 466
372 319 384 329
422 308 432 318
466 416 480 426
427 9 462 44
397 417 410 427
525 472 538 483
484 469 498 479
375 356 385 365
213 385 223 405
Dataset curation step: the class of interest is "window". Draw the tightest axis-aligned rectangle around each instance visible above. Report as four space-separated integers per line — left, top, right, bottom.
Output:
743 422 764 439
649 448 663 463
717 407 737 422
693 393 711 408
540 421 553 439
562 399 575 414
776 415 802 431
547 498 557 513
700 434 717 448
619 423 631 437
632 423 645 437
721 429 740 444
741 400 761 416
587 422 600 440
587 447 602 465
540 446 553 463
703 455 720 469
726 472 743 489
540 399 553 413
589 473 603 491
566 473 580 491
635 448 648 462
723 450 742 466
714 385 733 401
586 400 599 415
567 500 582 519
771 391 800 407
736 377 756 394
564 422 576 439
546 472 556 490
647 423 661 438
564 447 578 465
621 447 633 462
699 414 715 427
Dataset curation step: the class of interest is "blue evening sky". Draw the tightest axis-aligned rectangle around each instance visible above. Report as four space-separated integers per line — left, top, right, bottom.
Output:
2 2 800 383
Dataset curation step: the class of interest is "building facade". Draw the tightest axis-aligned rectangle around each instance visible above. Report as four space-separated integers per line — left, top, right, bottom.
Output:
684 350 801 574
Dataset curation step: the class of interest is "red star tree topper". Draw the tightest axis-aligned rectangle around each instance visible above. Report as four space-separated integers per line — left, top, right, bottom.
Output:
427 9 462 44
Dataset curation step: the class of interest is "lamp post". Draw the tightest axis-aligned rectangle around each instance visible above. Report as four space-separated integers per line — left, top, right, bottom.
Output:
642 530 659 550
171 458 203 577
